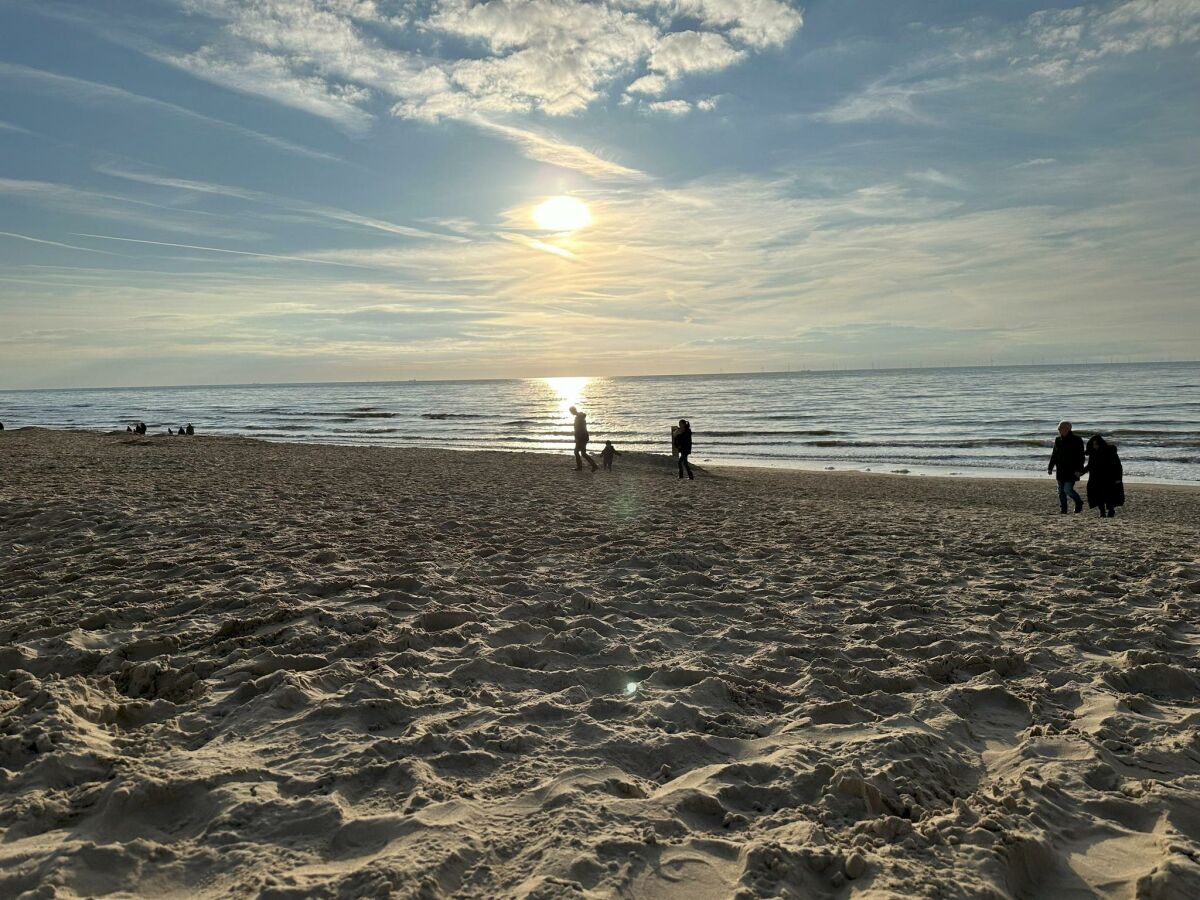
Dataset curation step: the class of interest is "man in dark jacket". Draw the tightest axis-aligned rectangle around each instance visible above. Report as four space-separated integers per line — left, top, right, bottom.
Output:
568 405 598 472
1048 420 1085 513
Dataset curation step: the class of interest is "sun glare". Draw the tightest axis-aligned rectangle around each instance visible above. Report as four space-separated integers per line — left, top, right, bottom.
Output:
533 196 591 232
545 376 590 418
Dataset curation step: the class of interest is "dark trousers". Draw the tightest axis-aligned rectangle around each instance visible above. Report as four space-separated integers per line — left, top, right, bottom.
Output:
678 452 693 480
1057 479 1081 512
574 443 595 470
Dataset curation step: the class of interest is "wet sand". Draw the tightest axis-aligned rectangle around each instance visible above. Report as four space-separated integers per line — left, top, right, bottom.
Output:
2 428 1199 898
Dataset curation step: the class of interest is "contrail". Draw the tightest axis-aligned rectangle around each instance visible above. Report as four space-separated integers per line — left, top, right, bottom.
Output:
70 233 375 269
0 230 121 255
0 62 341 163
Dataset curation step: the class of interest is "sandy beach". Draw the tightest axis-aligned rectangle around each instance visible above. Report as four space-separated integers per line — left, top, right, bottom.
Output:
2 428 1199 899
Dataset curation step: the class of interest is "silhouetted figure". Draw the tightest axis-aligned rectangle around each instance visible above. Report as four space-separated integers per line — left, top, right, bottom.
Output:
185 423 194 436
569 405 598 471
1048 419 1084 513
674 419 694 480
600 440 620 471
126 425 134 433
1084 434 1124 518
168 428 176 436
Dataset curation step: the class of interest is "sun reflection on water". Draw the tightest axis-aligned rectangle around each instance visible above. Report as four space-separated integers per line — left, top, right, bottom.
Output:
544 376 591 419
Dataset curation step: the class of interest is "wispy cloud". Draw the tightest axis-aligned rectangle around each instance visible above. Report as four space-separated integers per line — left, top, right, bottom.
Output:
0 62 339 162
0 176 270 240
92 164 265 201
817 0 1200 126
497 231 577 260
155 46 375 134
468 118 650 182
94 162 467 242
813 81 947 125
907 169 965 189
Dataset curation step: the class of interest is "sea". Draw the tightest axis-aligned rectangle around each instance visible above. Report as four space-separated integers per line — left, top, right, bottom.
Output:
2 363 1198 483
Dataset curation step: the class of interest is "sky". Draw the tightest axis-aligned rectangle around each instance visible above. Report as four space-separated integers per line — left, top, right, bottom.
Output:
1 0 1198 388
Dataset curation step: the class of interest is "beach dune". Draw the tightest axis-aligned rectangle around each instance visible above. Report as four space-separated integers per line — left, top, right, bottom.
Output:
2 429 1199 898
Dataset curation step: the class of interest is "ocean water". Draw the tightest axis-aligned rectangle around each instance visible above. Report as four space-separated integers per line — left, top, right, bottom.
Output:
2 363 1198 483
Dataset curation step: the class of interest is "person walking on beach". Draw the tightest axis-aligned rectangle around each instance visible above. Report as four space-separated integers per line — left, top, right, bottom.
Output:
674 419 694 480
1084 434 1124 518
569 405 598 471
1048 420 1085 513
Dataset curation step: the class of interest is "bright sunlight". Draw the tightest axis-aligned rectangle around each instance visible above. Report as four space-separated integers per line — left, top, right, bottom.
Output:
544 376 590 419
532 196 591 232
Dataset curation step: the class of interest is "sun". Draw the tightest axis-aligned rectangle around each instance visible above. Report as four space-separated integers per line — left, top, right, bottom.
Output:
532 196 591 232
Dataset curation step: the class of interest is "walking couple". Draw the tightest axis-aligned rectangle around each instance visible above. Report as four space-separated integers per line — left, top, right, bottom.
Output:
1048 420 1124 517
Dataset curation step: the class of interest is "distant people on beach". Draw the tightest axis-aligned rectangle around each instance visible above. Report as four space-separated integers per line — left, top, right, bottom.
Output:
569 406 598 471
600 440 620 471
168 424 195 436
1084 435 1124 518
673 419 694 480
186 423 194 436
129 421 147 435
1048 420 1085 513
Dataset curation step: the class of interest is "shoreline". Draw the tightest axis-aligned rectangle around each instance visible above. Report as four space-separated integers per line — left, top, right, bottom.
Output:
5 424 1200 490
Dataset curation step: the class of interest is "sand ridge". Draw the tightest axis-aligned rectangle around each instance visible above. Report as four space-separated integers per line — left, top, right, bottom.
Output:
2 428 1200 898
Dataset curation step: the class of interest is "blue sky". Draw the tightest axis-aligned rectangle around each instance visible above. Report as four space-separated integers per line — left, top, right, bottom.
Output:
1 0 1197 388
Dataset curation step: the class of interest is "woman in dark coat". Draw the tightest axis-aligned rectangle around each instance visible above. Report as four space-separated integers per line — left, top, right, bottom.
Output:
673 419 694 480
1084 434 1124 517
